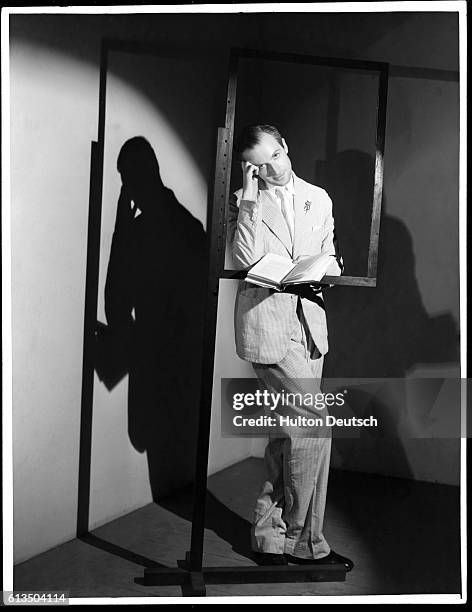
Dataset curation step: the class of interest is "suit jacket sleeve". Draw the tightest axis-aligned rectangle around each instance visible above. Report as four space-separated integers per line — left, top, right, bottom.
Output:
320 191 344 276
227 192 265 270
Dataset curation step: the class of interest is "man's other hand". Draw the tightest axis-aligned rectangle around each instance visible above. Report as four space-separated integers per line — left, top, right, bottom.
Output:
283 283 323 299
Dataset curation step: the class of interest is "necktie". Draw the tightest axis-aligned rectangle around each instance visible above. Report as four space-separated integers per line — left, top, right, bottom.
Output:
275 187 294 241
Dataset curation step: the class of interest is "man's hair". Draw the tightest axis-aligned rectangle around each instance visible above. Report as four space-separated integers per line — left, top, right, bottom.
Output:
234 124 284 159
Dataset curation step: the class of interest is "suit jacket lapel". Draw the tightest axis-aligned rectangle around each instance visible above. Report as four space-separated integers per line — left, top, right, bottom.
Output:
260 187 293 256
292 173 311 259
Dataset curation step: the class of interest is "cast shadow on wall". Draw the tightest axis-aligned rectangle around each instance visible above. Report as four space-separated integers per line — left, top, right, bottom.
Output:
91 137 255 568
318 149 459 379
317 149 460 479
95 136 207 502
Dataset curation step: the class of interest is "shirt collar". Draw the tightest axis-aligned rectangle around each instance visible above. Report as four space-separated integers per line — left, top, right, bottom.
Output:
267 172 295 195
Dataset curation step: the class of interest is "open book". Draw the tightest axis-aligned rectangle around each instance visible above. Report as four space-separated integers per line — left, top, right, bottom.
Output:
246 252 336 291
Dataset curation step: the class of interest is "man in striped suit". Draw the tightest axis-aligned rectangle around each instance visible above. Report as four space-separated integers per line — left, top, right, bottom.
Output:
227 124 353 570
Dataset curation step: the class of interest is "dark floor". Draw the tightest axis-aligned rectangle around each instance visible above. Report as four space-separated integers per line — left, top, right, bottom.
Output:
14 458 462 598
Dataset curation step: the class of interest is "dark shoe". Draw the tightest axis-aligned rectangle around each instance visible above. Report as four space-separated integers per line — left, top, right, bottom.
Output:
253 552 288 566
287 550 354 572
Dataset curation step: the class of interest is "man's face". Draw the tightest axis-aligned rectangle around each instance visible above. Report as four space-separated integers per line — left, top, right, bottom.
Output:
241 132 292 187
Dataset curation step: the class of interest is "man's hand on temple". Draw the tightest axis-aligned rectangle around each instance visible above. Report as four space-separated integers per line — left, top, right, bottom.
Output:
241 161 260 201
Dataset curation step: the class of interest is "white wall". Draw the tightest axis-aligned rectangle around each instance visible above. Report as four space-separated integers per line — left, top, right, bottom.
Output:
11 41 100 564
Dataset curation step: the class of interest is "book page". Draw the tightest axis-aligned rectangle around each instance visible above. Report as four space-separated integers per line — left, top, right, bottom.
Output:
284 252 333 284
247 253 296 285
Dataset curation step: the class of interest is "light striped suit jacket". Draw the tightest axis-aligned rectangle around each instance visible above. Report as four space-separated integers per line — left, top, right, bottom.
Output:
227 172 342 364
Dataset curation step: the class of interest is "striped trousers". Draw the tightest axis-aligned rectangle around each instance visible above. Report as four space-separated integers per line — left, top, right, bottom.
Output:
250 299 332 559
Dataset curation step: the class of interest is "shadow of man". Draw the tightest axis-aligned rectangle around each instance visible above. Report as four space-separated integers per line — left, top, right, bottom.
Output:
316 149 460 380
101 136 207 503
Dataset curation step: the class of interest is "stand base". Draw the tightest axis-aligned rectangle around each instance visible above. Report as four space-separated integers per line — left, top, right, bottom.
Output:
142 562 346 596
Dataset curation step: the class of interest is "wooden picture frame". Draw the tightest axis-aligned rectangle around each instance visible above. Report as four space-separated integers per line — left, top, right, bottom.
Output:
219 48 390 287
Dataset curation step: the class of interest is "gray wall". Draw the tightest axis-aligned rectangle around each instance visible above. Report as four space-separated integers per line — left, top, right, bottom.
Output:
10 11 460 563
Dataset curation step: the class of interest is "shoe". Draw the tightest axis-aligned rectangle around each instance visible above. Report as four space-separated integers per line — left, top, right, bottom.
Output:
253 552 288 566
286 550 354 572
